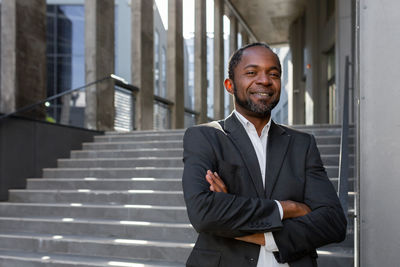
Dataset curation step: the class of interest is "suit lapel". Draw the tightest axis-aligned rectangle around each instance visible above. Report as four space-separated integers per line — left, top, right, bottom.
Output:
265 121 291 198
223 113 265 198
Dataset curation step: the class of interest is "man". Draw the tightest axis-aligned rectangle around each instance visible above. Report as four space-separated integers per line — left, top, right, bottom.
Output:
182 43 346 266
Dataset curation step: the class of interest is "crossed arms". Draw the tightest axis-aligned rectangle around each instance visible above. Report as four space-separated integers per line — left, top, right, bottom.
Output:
182 126 347 263
205 170 311 246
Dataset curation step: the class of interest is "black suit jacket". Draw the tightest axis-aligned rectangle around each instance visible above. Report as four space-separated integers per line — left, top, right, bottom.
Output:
182 113 347 267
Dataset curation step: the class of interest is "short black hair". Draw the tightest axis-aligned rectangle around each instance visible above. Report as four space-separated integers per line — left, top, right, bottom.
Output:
228 42 281 81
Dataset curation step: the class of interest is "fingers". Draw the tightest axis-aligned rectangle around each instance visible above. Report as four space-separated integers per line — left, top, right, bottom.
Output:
211 171 227 193
205 170 228 193
205 170 217 191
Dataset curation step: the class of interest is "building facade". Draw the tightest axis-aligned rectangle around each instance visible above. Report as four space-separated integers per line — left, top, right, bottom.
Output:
1 0 400 266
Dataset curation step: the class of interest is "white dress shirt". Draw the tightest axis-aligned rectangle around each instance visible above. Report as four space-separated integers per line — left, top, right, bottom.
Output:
234 111 289 267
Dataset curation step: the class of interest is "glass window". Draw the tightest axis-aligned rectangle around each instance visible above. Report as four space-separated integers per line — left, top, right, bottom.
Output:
46 5 85 123
161 47 167 98
154 30 160 96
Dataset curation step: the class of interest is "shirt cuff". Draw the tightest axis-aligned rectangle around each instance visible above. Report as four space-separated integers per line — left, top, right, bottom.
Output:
264 232 279 251
262 201 283 252
274 200 284 220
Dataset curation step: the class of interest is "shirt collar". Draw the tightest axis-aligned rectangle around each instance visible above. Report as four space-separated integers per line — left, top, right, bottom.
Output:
233 110 272 136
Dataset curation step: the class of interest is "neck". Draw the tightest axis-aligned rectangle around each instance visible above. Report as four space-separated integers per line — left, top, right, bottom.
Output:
235 107 271 136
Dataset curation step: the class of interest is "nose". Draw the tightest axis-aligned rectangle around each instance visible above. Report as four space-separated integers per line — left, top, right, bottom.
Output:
256 72 272 85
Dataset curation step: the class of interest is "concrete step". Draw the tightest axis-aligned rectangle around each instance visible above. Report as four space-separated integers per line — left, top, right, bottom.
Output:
325 166 354 178
0 202 189 223
0 250 185 267
339 191 356 211
104 125 352 137
0 217 197 242
105 129 186 135
42 166 350 184
329 177 355 192
0 232 192 263
70 148 183 159
68 154 352 173
42 167 184 179
321 154 354 166
291 124 354 135
316 144 355 155
8 189 185 206
91 135 350 146
317 246 354 267
27 178 182 191
94 133 184 143
82 141 183 150
43 166 351 179
315 135 354 145
8 189 355 212
29 176 354 198
57 158 183 168
103 126 352 137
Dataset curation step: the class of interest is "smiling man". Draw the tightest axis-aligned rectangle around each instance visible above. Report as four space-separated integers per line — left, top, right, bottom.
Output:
182 43 347 267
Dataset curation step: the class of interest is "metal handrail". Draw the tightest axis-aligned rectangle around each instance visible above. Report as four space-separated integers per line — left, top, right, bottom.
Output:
184 107 199 116
338 56 351 216
0 74 136 122
154 95 174 106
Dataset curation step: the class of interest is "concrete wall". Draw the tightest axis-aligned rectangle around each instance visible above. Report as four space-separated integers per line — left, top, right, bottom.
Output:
357 0 400 265
0 117 99 201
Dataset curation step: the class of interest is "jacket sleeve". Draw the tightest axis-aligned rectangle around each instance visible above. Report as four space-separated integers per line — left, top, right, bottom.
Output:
272 135 347 263
182 126 283 238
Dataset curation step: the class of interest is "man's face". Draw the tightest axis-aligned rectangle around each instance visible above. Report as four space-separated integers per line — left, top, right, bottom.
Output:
229 46 281 118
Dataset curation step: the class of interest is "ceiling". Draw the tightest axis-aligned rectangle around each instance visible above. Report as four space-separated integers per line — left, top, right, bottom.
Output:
229 0 305 45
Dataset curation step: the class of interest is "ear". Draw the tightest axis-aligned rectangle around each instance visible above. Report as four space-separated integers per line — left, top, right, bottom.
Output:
224 79 234 95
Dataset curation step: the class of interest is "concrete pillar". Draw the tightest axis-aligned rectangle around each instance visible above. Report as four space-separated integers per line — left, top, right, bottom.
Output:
0 0 46 118
336 0 353 124
131 0 154 130
229 15 238 54
228 14 238 113
358 1 400 266
315 0 334 125
85 0 115 131
213 0 225 120
167 0 185 129
194 0 207 124
240 26 249 46
289 17 305 124
303 0 322 125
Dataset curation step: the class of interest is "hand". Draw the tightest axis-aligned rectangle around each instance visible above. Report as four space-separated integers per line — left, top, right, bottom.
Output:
235 233 265 246
205 170 228 193
279 200 311 219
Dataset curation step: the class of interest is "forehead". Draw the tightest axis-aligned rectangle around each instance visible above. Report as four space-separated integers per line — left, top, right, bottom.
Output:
238 46 280 69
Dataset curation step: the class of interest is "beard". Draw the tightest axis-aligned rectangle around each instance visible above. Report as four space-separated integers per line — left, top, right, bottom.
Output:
233 82 280 117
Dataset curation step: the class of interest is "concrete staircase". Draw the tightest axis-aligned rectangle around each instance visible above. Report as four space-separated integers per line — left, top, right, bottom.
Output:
291 125 355 267
0 125 355 266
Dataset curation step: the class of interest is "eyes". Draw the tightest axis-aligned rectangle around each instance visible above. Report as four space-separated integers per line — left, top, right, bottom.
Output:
244 70 281 79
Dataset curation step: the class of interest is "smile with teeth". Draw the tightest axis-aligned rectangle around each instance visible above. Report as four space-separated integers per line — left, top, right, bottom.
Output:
251 92 273 96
